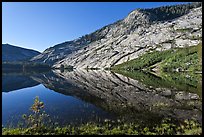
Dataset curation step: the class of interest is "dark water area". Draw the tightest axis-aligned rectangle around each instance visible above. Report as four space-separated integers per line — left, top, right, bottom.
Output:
2 69 202 128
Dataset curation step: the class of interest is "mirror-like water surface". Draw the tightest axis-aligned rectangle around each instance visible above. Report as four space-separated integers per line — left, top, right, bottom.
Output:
2 69 202 128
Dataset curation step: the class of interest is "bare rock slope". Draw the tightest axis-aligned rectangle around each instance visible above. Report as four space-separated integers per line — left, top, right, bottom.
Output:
53 3 202 69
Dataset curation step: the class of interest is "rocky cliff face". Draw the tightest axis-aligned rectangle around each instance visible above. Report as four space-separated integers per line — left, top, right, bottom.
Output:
2 44 40 62
53 3 202 69
30 40 88 65
30 22 111 65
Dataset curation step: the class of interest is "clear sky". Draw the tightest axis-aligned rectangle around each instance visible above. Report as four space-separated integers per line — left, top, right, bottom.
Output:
2 2 190 52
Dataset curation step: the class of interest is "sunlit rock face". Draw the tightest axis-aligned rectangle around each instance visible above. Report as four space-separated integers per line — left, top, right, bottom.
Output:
30 3 202 68
53 4 202 69
30 40 88 65
33 69 201 124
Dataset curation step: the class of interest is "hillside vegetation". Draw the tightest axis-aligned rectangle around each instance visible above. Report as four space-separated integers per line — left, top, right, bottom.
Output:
112 43 202 73
142 2 201 21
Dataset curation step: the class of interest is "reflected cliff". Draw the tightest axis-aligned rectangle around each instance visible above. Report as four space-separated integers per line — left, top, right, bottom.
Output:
2 69 202 126
31 69 202 125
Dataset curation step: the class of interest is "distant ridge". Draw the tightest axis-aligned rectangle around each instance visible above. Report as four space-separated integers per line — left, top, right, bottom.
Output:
2 44 41 62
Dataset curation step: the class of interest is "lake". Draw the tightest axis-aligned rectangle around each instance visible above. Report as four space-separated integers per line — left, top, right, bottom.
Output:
2 69 202 128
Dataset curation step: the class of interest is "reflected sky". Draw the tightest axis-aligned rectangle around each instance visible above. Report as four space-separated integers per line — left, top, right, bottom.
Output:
2 83 115 127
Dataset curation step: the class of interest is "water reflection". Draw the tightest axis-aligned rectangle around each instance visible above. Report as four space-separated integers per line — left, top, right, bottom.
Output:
2 71 40 92
53 69 202 124
2 69 202 127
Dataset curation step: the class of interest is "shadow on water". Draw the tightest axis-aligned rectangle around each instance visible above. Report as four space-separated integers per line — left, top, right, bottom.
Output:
2 69 202 127
2 70 41 92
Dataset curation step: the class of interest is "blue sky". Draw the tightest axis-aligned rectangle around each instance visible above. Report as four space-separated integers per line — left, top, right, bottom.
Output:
2 2 190 52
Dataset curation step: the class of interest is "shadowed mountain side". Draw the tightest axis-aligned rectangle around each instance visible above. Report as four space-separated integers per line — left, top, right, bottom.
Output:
2 44 40 62
2 73 40 92
30 69 202 125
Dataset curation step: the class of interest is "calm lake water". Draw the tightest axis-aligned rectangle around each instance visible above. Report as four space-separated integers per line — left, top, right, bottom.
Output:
2 69 202 127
